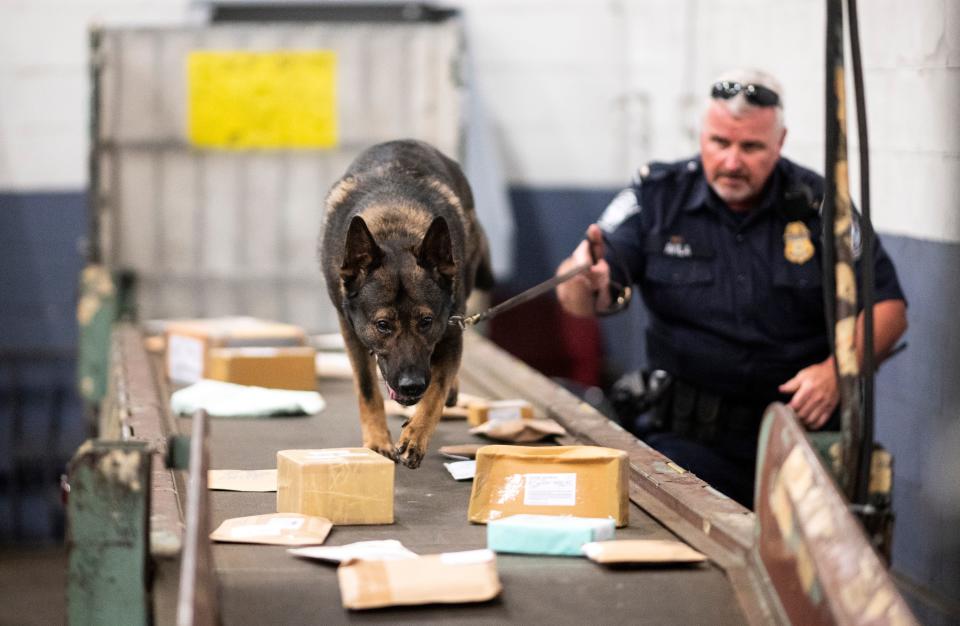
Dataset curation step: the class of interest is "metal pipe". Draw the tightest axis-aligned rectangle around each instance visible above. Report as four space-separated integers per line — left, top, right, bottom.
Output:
824 0 864 501
846 0 876 507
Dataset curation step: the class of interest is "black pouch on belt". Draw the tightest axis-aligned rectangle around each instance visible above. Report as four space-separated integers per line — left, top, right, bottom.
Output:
694 392 722 443
663 381 723 444
668 380 697 438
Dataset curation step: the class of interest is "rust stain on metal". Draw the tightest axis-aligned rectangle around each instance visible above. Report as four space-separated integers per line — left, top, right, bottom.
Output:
835 317 858 376
651 460 685 475
105 323 184 558
77 265 115 325
755 405 918 624
666 461 686 474
97 449 143 492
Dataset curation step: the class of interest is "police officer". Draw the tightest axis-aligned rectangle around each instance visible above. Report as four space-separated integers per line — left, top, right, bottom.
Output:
556 69 908 508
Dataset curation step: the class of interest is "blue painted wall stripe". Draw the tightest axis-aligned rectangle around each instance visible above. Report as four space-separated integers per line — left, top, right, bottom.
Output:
0 192 86 351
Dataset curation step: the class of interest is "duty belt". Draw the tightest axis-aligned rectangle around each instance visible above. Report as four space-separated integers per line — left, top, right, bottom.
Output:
656 380 766 444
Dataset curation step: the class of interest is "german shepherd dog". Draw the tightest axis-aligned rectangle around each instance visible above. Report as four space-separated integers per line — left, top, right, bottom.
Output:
320 140 493 468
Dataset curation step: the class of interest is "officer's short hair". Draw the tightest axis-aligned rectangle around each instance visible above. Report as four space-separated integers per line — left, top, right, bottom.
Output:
710 68 785 128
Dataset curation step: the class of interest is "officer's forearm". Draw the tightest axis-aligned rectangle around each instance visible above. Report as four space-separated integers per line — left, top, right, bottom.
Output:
855 299 908 366
817 300 906 374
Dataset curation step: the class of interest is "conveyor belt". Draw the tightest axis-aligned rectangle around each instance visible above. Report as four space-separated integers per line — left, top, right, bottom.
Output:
85 325 917 625
152 368 746 624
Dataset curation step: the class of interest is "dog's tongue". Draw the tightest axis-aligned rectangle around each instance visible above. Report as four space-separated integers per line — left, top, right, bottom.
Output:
387 385 398 401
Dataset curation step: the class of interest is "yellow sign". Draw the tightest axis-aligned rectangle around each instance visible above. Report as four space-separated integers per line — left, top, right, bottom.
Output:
783 221 815 265
187 51 338 149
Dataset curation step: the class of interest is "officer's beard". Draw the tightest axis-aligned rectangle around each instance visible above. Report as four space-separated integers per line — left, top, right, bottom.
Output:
710 171 757 211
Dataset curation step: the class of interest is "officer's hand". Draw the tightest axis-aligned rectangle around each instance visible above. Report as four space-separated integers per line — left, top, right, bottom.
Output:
778 358 839 430
584 224 605 265
556 224 611 317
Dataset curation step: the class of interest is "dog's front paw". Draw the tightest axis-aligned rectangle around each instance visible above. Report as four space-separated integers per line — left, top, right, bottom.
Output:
363 435 396 461
393 435 425 469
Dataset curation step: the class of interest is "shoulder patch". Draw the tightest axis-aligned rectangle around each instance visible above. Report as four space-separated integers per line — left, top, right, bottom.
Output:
598 188 640 233
638 161 675 183
816 202 863 261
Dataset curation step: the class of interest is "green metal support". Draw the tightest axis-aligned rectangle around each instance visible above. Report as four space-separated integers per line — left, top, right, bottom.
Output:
77 265 119 405
167 435 192 471
806 431 843 473
67 440 152 625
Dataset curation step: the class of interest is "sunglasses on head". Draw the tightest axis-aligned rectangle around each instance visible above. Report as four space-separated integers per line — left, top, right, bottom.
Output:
711 81 781 107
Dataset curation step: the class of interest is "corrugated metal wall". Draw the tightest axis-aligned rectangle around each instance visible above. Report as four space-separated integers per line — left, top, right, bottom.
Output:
94 21 465 332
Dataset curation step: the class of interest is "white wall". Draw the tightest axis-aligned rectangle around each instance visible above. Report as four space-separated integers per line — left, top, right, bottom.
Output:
0 1 196 191
3 0 956 243
459 0 959 244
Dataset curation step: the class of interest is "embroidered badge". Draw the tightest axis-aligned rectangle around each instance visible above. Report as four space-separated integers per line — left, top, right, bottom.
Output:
783 221 815 265
663 235 692 258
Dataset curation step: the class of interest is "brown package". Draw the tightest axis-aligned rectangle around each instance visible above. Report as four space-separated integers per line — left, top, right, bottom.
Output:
468 445 629 527
337 549 501 610
165 316 306 384
277 448 394 525
582 539 707 564
469 418 566 443
210 513 332 546
207 346 316 391
467 399 534 426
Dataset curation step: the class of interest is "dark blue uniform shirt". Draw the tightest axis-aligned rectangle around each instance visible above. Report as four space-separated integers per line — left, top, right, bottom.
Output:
602 156 905 403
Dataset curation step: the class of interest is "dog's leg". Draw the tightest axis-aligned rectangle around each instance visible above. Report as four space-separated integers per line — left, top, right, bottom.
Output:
445 377 459 407
394 333 461 468
339 317 393 458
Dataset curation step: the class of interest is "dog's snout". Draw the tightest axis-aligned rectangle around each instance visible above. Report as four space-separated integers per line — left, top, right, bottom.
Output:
397 374 427 399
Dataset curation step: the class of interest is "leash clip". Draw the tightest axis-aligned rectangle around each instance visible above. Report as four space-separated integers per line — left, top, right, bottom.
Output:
448 313 482 330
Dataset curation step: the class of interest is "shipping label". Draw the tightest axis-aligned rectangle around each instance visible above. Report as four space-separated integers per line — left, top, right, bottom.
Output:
523 473 577 506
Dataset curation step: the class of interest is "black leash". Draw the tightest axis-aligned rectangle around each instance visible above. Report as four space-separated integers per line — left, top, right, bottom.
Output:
449 228 633 329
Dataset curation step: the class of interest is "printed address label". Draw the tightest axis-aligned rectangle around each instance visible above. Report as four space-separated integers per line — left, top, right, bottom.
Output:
523 473 577 506
167 334 205 383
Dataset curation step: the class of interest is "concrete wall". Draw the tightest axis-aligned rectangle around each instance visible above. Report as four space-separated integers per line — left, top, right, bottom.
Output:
1 0 957 620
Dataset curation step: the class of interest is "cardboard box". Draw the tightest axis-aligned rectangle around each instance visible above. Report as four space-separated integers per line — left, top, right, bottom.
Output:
468 445 629 527
207 346 316 391
277 448 394 524
467 399 534 426
165 316 306 384
337 549 501 610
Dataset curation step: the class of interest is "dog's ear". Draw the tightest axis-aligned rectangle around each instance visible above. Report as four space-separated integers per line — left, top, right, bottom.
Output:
340 216 382 294
417 216 456 283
